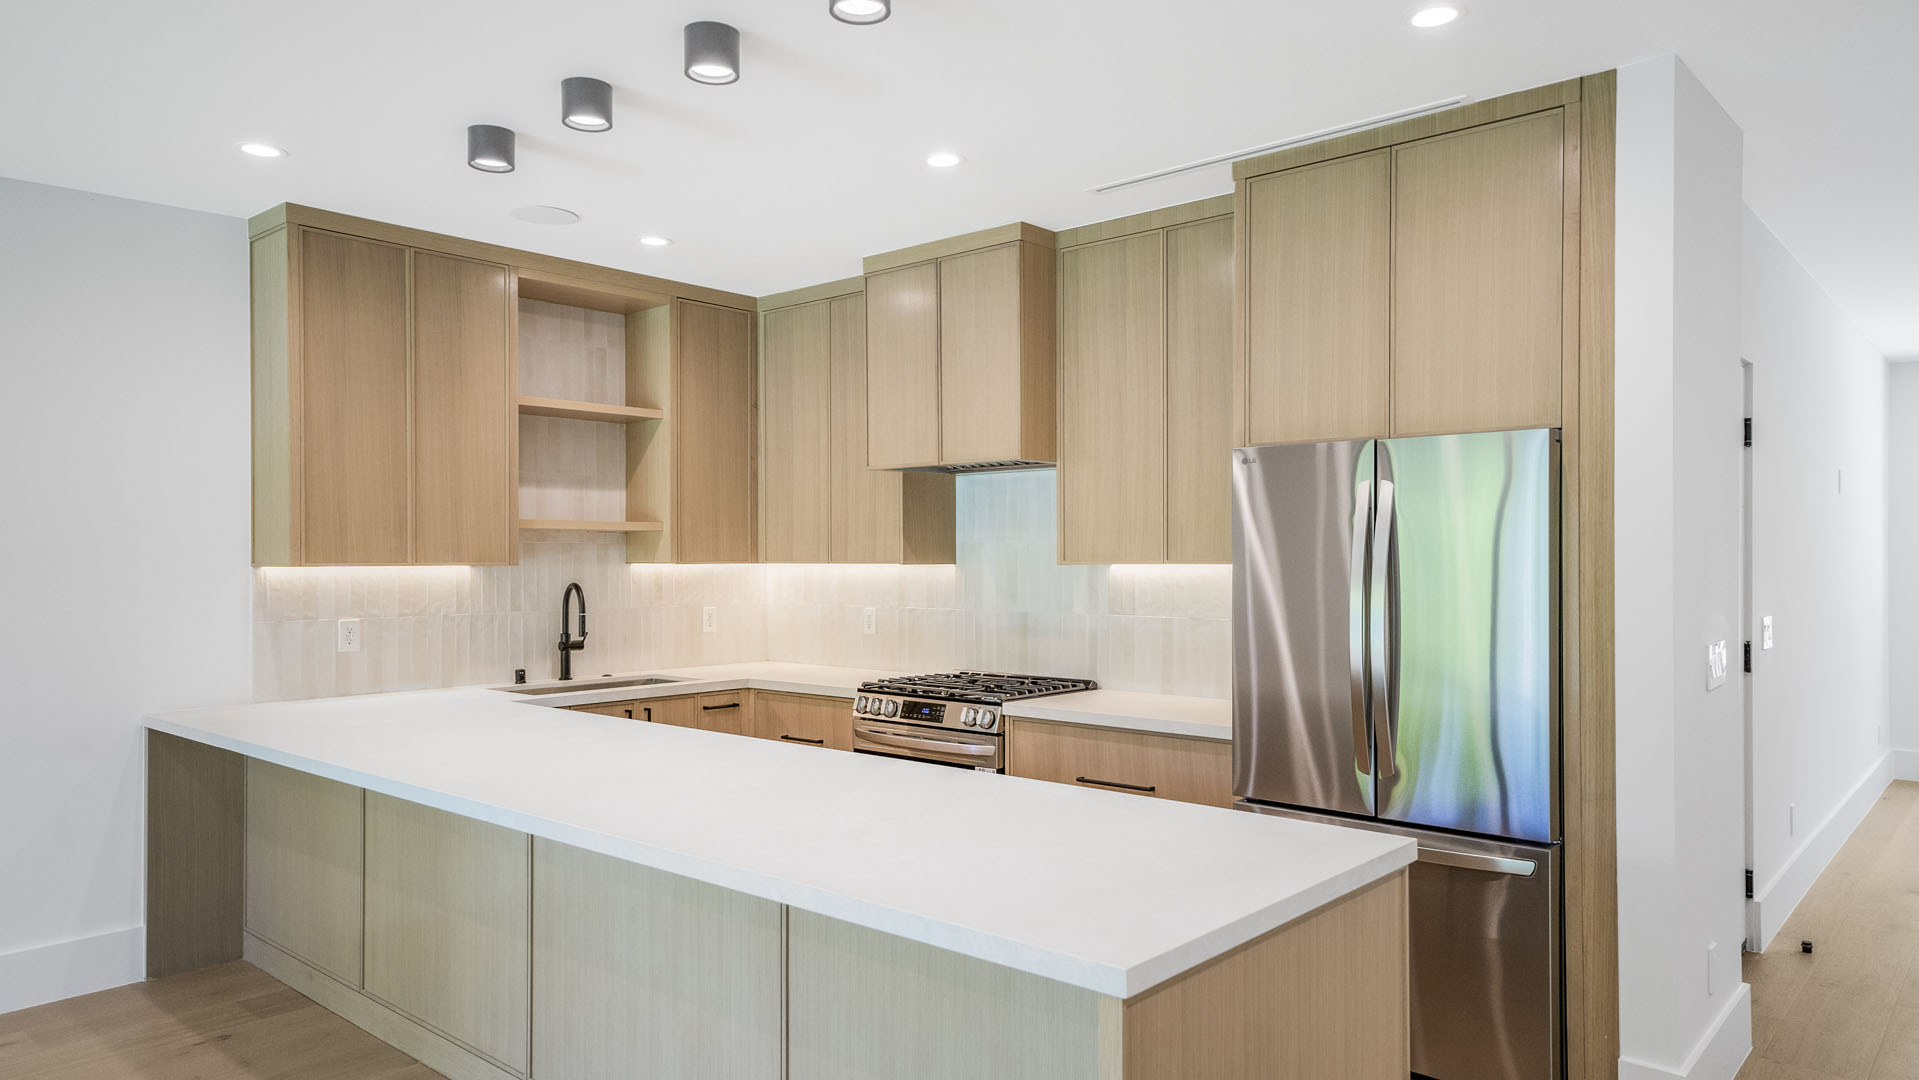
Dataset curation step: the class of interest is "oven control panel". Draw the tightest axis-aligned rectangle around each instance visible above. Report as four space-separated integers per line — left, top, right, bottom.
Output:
853 694 1001 733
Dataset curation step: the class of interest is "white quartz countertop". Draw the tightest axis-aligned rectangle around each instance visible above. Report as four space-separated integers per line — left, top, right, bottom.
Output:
510 661 1233 741
147 684 1411 998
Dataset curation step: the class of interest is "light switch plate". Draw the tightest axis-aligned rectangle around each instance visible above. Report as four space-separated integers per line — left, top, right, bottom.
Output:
863 607 877 635
337 619 361 653
702 606 717 634
1761 616 1774 649
1706 640 1729 689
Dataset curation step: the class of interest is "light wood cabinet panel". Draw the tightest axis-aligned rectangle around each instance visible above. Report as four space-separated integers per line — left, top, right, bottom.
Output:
532 839 783 1080
1007 719 1232 808
1244 150 1392 446
245 760 364 987
363 793 530 1074
1057 232 1168 564
831 295 894 563
752 692 853 751
411 251 512 565
938 243 1056 465
865 263 941 468
299 229 412 565
694 690 753 736
675 300 756 563
760 302 834 562
1391 110 1566 435
645 695 701 729
1165 217 1237 564
572 699 640 719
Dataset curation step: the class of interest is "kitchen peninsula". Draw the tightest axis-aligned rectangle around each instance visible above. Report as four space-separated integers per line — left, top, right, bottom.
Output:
145 671 1413 1080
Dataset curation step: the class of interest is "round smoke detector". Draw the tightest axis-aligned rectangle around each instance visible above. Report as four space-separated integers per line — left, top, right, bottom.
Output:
509 205 581 225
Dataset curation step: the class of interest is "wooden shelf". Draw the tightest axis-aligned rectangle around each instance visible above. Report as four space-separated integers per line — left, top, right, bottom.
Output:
517 396 664 424
518 519 664 533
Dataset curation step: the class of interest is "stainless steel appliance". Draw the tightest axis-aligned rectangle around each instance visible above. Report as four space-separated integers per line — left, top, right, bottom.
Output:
1232 428 1560 1080
852 672 1097 772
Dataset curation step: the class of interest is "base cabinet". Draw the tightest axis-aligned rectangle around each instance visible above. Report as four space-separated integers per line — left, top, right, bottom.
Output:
244 759 364 985
1007 719 1233 808
364 793 532 1074
532 839 784 1080
752 692 853 750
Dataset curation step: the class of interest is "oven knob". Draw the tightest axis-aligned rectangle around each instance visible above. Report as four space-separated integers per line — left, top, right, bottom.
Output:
855 696 868 714
977 712 995 731
881 700 899 718
959 708 976 726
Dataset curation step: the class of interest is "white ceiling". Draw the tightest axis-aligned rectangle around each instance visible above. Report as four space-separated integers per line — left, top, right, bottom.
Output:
3 1 1914 354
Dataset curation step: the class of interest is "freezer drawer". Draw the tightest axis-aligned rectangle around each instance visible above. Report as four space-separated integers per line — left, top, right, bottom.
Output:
1238 802 1560 1080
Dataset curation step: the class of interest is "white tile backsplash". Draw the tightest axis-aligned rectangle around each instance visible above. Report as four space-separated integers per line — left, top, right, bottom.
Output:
253 471 1231 701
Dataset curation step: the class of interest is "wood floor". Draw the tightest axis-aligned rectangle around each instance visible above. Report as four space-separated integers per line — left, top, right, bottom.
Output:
1740 779 1919 1080
0 961 443 1079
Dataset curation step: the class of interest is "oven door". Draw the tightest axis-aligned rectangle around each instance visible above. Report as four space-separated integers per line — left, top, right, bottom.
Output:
853 718 1003 771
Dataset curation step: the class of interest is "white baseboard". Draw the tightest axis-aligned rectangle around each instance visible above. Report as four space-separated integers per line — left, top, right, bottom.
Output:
1746 751 1893 951
0 925 145 1015
1895 747 1919 782
1618 983 1752 1080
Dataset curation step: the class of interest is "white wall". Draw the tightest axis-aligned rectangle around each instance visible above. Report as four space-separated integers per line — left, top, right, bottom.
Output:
1614 55 1753 1080
0 178 253 1011
1740 210 1892 947
1888 364 1919 773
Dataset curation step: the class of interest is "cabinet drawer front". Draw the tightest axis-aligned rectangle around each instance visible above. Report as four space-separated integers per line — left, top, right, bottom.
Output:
574 699 640 719
1007 719 1232 807
695 691 754 736
752 693 853 751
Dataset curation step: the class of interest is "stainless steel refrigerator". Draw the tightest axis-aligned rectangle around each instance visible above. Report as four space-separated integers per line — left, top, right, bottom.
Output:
1232 428 1560 1080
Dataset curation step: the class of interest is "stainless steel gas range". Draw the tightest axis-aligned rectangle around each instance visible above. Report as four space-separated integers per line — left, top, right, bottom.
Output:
851 672 1097 772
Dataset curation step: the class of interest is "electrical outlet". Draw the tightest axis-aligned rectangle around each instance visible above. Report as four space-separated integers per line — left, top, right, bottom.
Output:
337 619 361 653
702 606 717 634
1761 616 1774 650
1706 640 1729 689
863 607 877 635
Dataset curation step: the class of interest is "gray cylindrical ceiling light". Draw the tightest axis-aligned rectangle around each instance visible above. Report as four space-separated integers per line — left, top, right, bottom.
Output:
467 124 516 173
684 21 740 84
561 77 613 132
829 0 891 24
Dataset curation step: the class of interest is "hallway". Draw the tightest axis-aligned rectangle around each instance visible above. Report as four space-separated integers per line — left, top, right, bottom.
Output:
1739 780 1919 1078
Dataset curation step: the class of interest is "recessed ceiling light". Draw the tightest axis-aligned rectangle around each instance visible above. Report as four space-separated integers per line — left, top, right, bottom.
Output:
509 206 580 225
830 0 891 25
926 151 962 168
1409 4 1462 28
638 235 673 247
238 142 287 158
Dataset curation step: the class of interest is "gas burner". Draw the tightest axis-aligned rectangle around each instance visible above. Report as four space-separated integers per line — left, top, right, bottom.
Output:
857 671 1098 706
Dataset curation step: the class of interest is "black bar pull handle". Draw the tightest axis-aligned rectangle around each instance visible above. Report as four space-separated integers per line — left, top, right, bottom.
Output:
702 702 741 711
780 734 825 745
1075 776 1156 794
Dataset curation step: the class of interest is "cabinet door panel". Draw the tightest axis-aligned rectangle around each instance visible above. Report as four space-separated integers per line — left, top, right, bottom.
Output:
753 692 853 751
831 294 900 563
299 229 411 564
939 244 1026 464
364 793 530 1073
761 302 833 562
245 760 363 985
412 251 511 565
1165 217 1237 564
644 695 701 728
1058 232 1167 564
695 691 753 736
1392 110 1566 434
1006 719 1232 808
1244 151 1391 445
676 301 755 563
865 263 941 468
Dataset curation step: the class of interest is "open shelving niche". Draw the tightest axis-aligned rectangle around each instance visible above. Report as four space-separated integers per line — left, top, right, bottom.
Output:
512 270 676 562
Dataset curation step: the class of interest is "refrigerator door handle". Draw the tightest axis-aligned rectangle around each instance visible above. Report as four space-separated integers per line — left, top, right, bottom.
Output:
1349 479 1373 776
1418 845 1539 878
1370 476 1398 778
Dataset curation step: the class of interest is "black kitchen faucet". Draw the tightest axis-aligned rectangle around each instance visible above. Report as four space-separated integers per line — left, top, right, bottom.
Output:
558 582 587 680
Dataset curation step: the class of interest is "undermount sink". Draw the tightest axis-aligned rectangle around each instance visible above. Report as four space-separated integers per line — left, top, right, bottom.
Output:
505 675 683 696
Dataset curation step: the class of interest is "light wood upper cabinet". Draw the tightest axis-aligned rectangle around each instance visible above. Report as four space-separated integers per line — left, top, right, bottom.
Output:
1243 150 1392 446
1165 216 1237 564
1058 232 1168 564
1054 201 1234 564
864 225 1057 469
1391 110 1567 435
412 251 512 565
864 263 941 468
288 229 412 565
760 302 834 563
674 301 756 564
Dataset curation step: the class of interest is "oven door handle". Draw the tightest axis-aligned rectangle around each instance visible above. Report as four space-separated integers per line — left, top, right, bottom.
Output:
856 728 998 757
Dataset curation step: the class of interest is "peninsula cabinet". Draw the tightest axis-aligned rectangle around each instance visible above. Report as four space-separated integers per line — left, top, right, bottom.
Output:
760 283 956 563
1056 200 1234 564
1236 105 1573 443
250 225 511 566
864 224 1057 469
243 760 363 987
